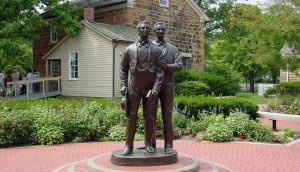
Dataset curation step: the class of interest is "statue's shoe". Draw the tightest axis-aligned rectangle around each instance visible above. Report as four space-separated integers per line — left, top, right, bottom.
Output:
165 144 173 154
121 145 133 155
145 144 155 153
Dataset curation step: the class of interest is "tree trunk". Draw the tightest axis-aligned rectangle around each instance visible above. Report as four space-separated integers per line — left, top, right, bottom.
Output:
272 75 277 84
249 70 255 94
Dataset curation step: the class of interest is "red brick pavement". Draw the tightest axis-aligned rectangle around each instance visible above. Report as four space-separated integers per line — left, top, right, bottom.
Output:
0 140 300 172
259 118 300 132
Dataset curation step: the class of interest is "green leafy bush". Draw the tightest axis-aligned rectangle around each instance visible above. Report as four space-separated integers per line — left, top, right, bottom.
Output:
195 132 206 142
176 81 209 96
206 122 233 142
174 65 241 96
226 112 250 137
173 112 192 129
267 96 300 114
246 120 272 142
188 115 225 134
36 126 64 145
0 110 34 147
175 96 258 119
109 125 126 141
264 82 300 97
198 73 239 96
282 128 295 138
174 70 200 84
275 128 295 143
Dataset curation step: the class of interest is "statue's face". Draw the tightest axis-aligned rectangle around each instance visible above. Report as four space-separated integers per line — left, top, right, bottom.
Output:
154 24 166 38
138 23 151 37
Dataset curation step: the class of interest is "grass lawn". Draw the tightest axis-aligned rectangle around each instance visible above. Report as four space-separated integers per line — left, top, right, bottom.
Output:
236 93 271 105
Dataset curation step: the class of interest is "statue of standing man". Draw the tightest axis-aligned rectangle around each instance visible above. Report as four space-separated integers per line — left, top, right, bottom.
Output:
119 21 164 155
152 22 183 154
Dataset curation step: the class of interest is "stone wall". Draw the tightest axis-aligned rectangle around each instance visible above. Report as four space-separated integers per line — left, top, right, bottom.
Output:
32 28 66 77
95 0 205 71
33 0 205 75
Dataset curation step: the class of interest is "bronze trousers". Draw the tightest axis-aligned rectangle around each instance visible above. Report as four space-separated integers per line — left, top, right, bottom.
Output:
152 83 174 148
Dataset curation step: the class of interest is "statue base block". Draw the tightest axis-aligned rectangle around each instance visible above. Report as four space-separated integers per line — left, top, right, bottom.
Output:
111 148 178 166
87 152 200 172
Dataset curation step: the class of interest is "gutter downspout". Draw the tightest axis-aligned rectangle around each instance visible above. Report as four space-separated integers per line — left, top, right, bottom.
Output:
112 41 118 99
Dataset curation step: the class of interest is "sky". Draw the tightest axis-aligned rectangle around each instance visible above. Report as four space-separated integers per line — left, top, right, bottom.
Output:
237 0 272 5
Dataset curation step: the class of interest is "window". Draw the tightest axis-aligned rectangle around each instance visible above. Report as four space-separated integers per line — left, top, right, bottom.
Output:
50 60 60 77
182 57 189 70
69 52 78 80
50 28 58 43
159 0 169 7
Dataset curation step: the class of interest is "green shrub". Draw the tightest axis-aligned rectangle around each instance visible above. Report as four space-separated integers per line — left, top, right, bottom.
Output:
264 82 300 97
175 96 258 119
109 125 126 141
173 112 192 129
275 128 295 143
267 96 300 114
174 70 241 96
134 133 144 141
174 70 200 84
176 81 209 96
195 132 207 142
188 115 225 134
226 112 250 137
282 128 295 137
246 121 272 142
36 126 64 145
276 132 293 143
206 122 233 142
0 109 37 147
198 73 240 96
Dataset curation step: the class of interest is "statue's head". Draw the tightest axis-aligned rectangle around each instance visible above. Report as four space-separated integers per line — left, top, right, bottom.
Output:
137 21 151 37
153 22 166 39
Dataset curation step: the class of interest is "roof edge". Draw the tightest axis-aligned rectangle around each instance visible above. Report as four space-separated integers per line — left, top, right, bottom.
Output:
41 35 69 60
82 20 113 41
185 0 210 22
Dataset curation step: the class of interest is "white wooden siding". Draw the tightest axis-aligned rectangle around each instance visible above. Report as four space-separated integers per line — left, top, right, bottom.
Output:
46 27 113 97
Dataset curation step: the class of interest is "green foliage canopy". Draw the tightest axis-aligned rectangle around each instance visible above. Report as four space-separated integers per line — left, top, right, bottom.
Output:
0 0 82 74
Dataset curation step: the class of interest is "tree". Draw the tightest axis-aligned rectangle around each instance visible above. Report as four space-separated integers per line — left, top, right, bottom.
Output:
207 2 299 92
0 0 82 74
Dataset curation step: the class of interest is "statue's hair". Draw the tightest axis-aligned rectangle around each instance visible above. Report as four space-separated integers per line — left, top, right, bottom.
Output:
137 21 152 30
153 22 166 31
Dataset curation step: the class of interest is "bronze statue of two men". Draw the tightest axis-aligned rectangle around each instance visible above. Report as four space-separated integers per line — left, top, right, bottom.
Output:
120 21 183 156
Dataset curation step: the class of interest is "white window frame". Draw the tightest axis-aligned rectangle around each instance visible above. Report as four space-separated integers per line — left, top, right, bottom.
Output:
50 28 58 43
159 0 169 7
69 52 79 80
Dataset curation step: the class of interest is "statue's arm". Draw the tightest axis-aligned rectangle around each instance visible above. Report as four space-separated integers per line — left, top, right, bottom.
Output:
153 50 164 93
165 47 183 73
120 49 129 89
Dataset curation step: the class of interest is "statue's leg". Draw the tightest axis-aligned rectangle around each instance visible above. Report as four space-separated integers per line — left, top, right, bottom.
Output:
151 98 159 149
142 96 156 153
121 88 141 155
160 85 174 153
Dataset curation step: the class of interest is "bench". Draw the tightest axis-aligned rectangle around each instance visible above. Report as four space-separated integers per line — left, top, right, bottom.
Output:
258 111 300 130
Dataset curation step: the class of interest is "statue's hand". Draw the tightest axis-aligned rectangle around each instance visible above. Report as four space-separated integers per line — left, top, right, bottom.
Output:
158 59 167 69
146 90 158 102
121 86 128 96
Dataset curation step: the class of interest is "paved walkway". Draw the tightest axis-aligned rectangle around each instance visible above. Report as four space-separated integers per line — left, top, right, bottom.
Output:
0 138 300 172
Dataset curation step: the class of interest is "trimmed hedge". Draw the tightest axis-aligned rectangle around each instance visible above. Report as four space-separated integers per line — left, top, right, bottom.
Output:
176 81 209 96
174 71 240 96
175 96 258 119
264 82 300 97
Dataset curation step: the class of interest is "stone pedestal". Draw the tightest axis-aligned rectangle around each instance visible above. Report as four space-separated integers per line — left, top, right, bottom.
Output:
88 153 200 172
111 148 178 166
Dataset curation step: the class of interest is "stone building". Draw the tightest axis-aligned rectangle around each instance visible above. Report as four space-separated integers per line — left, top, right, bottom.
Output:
32 0 209 97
